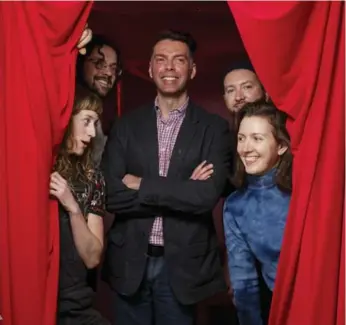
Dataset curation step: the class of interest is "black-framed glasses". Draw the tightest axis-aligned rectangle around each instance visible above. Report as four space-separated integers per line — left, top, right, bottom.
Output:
87 57 122 77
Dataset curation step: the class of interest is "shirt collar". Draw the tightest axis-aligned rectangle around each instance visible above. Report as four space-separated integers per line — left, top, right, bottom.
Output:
154 96 189 114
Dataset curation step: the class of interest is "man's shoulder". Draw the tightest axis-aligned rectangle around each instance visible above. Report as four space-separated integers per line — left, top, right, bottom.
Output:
111 103 154 131
190 102 229 129
121 103 154 121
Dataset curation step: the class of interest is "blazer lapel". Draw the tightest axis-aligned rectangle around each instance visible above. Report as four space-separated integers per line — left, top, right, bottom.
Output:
168 103 200 177
138 105 159 176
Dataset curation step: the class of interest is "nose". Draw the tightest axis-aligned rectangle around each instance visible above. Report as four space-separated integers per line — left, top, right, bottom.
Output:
235 88 245 101
165 59 174 71
88 124 97 138
239 138 253 154
243 139 253 152
102 65 113 76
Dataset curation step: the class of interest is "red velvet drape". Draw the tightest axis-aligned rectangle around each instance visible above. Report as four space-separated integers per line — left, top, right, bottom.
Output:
0 2 92 325
228 2 345 325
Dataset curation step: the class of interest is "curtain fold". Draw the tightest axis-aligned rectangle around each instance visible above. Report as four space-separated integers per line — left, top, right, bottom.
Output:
0 2 92 325
228 2 345 325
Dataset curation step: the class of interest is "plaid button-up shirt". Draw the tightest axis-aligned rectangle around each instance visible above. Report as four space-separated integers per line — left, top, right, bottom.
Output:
149 97 188 246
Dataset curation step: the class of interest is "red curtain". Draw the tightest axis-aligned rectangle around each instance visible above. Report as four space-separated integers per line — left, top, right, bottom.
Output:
0 2 92 325
228 2 345 325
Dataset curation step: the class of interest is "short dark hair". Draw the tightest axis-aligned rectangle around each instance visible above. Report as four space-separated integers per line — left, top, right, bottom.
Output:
152 29 197 58
232 101 292 192
76 34 122 85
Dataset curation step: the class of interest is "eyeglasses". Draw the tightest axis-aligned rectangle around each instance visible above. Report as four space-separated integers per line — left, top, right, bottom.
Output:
87 57 122 77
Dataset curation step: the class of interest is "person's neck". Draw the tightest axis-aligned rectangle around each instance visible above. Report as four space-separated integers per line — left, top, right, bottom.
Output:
156 92 188 119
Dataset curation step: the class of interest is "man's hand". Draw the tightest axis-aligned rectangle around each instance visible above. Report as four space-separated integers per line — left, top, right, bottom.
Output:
190 161 214 180
122 161 212 191
122 174 142 190
77 24 92 55
50 172 80 214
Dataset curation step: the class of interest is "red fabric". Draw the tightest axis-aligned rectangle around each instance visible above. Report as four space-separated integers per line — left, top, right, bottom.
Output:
0 2 92 325
228 2 344 325
117 81 123 117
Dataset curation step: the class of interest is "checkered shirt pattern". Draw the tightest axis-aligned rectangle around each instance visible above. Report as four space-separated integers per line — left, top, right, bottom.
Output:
148 98 188 246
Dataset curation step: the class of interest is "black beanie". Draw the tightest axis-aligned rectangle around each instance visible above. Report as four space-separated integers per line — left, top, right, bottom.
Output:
225 59 256 78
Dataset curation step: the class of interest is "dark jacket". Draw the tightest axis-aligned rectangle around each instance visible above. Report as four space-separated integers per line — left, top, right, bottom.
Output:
101 101 232 305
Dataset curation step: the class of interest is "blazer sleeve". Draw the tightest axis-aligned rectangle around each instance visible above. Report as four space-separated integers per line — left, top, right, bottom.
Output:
138 117 232 215
101 119 160 216
223 198 263 325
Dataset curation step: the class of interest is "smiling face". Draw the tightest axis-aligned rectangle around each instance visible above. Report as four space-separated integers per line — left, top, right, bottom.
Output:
237 116 288 175
149 39 196 97
224 69 265 112
83 45 118 97
68 110 99 156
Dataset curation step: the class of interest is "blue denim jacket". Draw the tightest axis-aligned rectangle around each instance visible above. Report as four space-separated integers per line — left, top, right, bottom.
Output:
223 169 290 325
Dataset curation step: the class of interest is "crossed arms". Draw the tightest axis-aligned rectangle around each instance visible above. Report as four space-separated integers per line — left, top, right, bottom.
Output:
102 117 232 216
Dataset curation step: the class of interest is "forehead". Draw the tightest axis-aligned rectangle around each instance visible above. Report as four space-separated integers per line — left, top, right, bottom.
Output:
153 39 189 56
224 69 259 87
90 45 117 63
74 109 99 120
239 116 272 134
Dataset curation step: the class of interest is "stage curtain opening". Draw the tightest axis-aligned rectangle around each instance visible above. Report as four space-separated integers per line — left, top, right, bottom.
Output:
228 2 344 325
0 2 92 325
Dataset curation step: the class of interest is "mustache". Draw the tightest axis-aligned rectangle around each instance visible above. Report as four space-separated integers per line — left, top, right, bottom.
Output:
233 100 246 109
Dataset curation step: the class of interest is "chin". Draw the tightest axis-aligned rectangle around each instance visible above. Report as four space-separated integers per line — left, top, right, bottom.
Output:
160 87 178 93
71 148 85 156
245 165 267 175
159 87 186 97
94 87 109 98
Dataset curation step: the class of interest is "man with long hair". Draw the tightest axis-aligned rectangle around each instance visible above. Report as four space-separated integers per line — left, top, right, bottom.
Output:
76 34 122 166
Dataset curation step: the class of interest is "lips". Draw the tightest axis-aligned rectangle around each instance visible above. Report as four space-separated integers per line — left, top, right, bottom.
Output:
243 156 259 165
95 77 110 88
81 140 89 147
161 75 179 83
234 102 246 111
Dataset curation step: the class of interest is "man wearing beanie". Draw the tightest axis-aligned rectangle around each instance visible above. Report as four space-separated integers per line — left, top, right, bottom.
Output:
223 59 268 113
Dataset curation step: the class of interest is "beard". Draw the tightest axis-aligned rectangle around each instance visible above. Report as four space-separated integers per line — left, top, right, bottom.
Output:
90 77 114 98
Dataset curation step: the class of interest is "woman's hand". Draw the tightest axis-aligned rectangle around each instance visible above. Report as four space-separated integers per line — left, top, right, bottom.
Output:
77 24 92 55
50 172 80 214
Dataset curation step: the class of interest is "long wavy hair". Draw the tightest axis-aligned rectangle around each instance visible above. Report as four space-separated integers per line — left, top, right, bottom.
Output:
232 101 292 192
54 85 103 184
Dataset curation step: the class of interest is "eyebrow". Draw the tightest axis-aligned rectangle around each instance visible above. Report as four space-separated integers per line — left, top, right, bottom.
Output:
89 56 103 60
84 114 98 120
89 56 117 64
154 54 187 59
225 80 254 88
238 132 268 136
